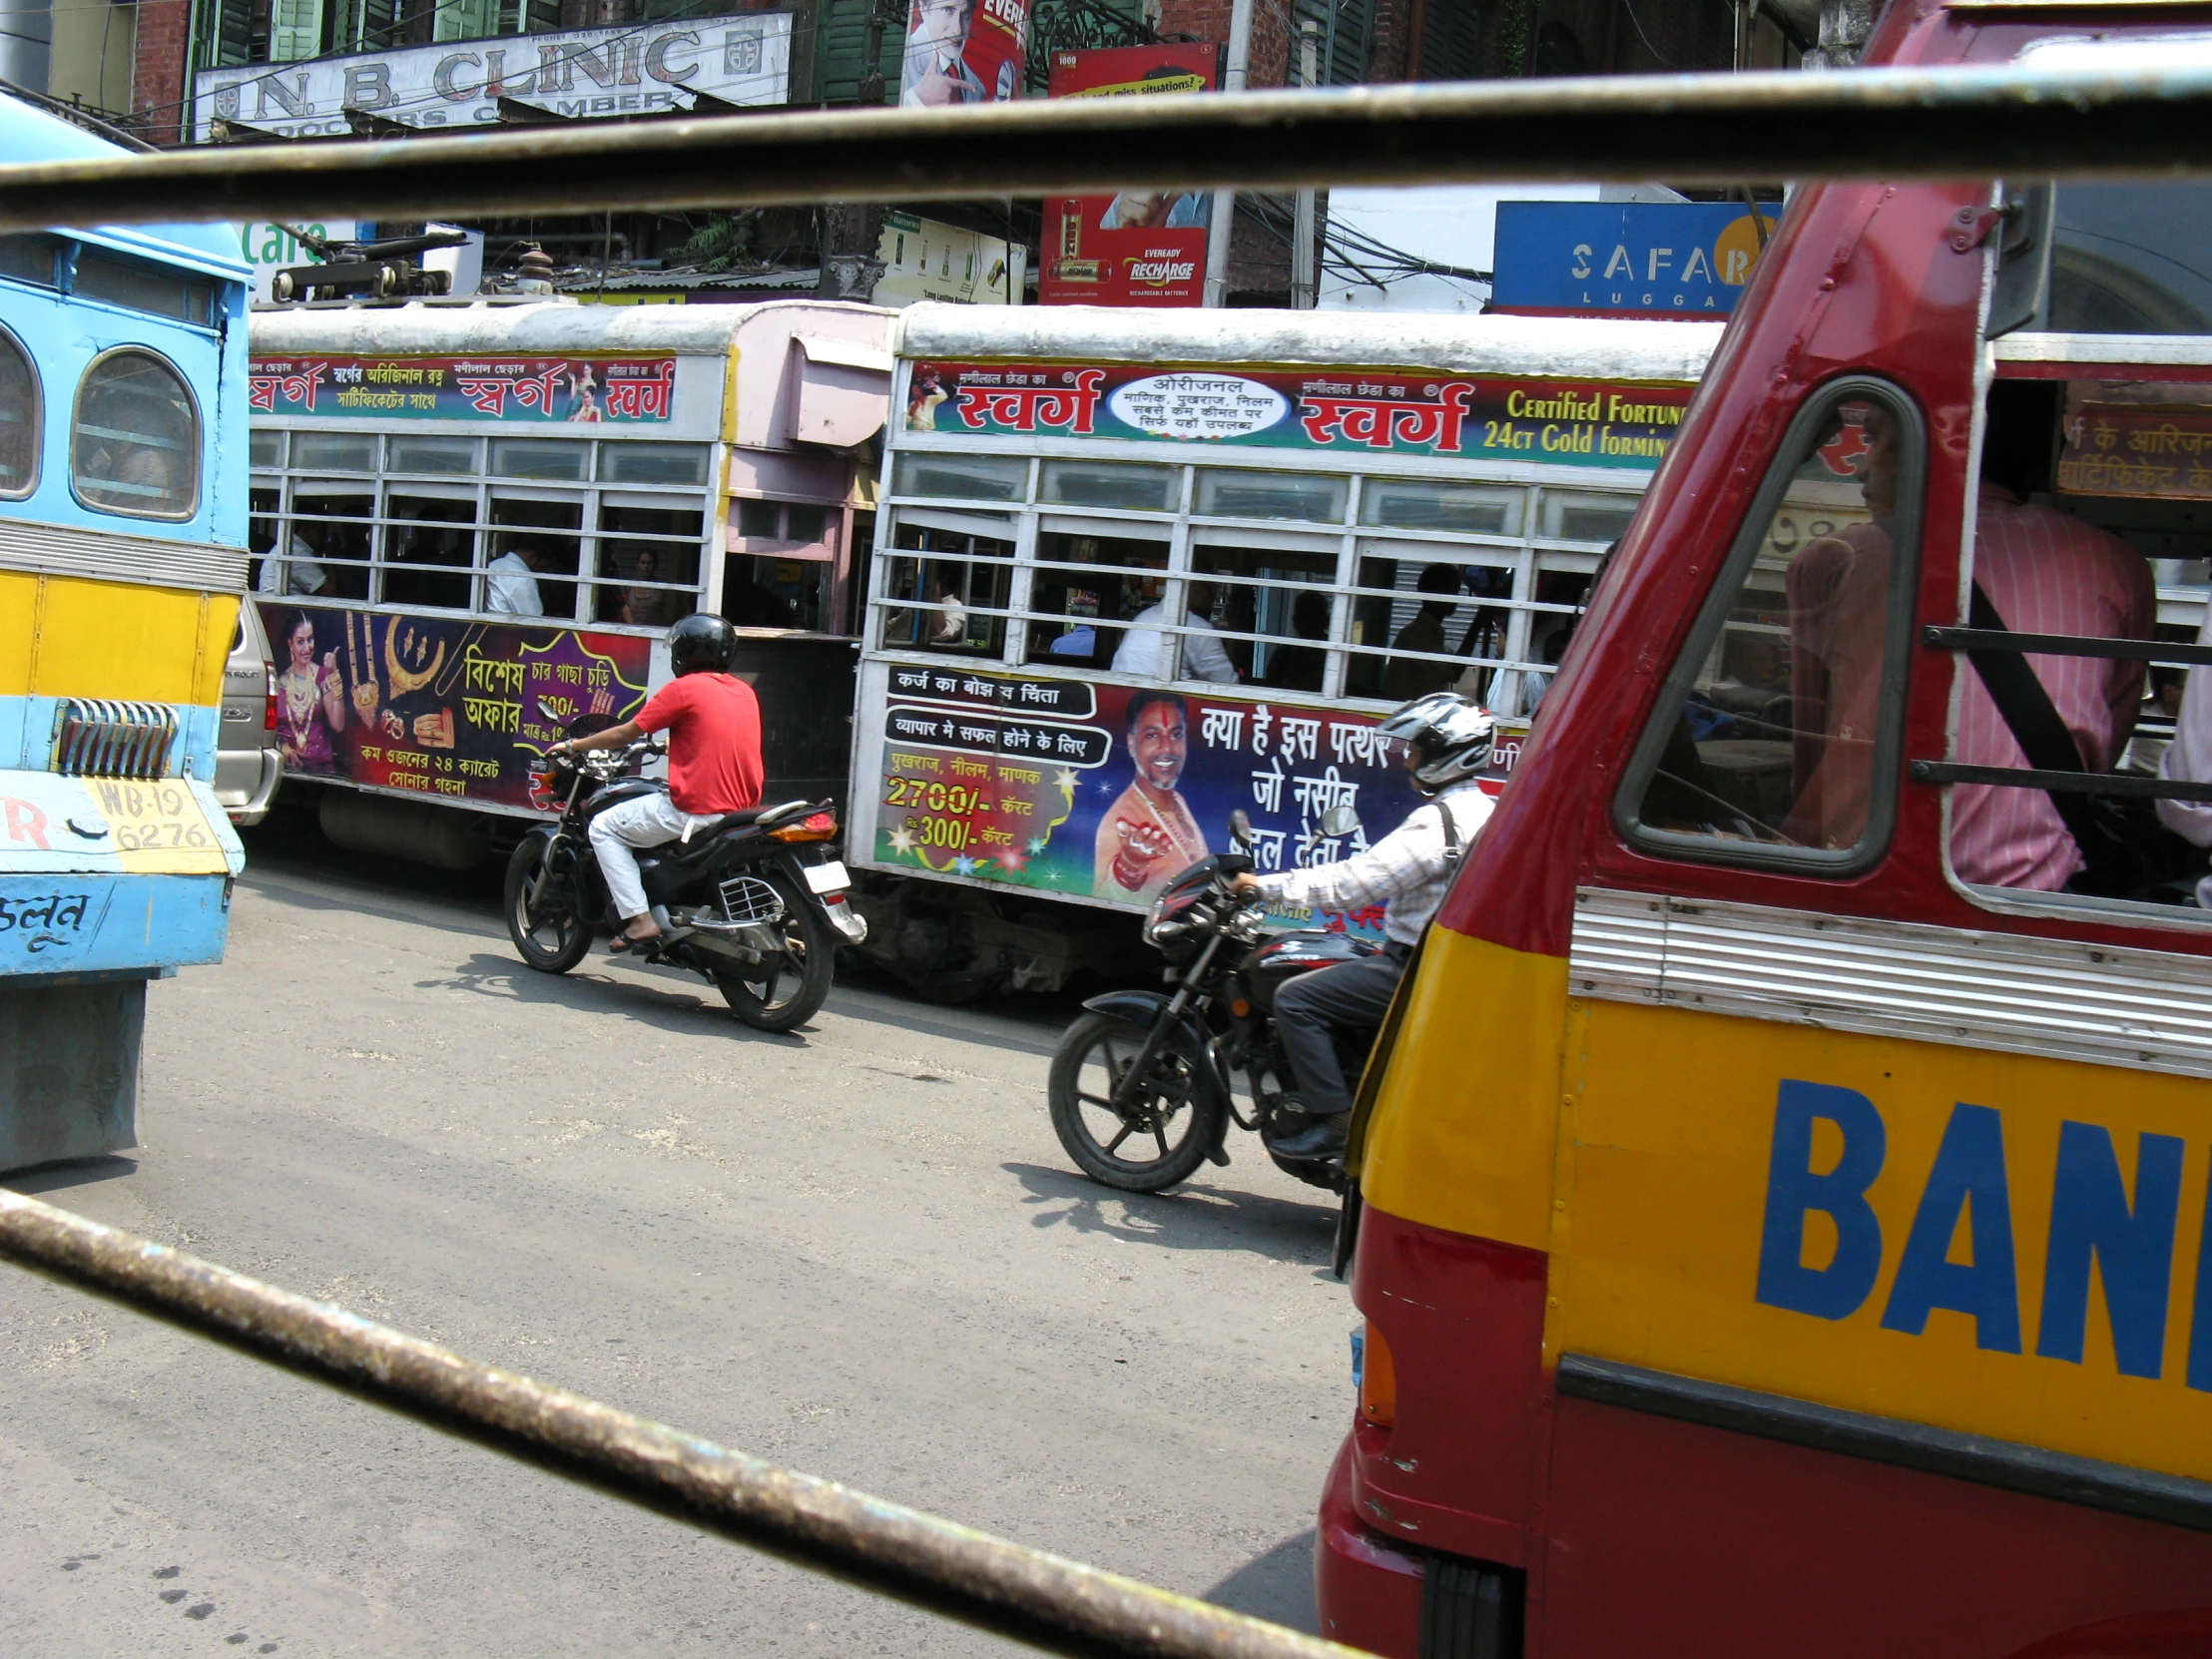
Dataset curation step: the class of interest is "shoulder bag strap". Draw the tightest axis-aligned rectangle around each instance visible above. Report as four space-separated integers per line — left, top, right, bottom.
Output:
1961 581 2103 855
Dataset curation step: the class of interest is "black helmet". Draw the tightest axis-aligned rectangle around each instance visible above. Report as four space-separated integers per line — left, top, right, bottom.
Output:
1376 691 1497 793
668 613 738 676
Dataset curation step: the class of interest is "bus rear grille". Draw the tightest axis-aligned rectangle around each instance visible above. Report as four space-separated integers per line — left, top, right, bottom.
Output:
51 699 178 780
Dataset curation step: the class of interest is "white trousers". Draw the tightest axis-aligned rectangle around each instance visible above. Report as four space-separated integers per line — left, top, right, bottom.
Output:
589 791 713 921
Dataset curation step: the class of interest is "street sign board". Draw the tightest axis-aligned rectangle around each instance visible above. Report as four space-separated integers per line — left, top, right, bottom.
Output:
1490 201 1777 319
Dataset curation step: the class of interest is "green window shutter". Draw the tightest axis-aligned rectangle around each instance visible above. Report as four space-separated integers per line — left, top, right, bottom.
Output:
434 0 500 43
330 0 394 53
195 0 253 68
269 0 324 61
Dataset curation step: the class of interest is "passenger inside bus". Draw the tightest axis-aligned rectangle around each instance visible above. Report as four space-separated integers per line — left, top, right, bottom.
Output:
1261 590 1331 692
1024 532 1166 670
486 538 550 617
1383 563 1464 700
1114 580 1238 682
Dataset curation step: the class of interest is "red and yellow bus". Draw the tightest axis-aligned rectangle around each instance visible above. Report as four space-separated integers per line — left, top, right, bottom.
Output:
1322 4 2212 1655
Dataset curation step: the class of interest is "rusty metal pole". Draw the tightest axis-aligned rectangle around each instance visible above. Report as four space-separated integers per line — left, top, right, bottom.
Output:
0 1188 1374 1659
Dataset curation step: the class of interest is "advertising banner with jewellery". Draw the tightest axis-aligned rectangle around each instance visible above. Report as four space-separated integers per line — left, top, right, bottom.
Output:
192 15 790 140
249 355 679 423
901 359 1696 468
259 604 651 812
849 662 1531 939
1038 45 1221 308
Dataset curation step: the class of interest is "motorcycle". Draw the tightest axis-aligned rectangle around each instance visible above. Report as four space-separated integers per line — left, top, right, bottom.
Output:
503 737 867 1034
1046 809 1378 1194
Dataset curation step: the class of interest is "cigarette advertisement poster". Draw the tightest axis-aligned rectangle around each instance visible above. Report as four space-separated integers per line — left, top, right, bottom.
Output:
249 355 678 423
262 603 651 811
903 359 1694 468
2058 381 2212 501
1039 46 1220 308
899 0 1031 106
862 665 1493 939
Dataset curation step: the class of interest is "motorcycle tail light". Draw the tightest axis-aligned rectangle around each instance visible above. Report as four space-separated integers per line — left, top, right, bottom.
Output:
769 811 838 842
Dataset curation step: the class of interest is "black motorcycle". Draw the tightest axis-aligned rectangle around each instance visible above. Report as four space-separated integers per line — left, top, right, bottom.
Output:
503 738 866 1033
1046 814 1379 1194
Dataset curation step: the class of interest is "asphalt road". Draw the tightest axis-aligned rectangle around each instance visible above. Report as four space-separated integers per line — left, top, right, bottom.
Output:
0 824 1357 1658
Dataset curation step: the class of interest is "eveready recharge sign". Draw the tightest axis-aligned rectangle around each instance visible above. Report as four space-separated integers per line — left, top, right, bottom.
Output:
192 15 789 140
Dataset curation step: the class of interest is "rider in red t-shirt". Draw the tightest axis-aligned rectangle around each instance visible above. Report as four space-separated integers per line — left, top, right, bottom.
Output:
551 614 765 950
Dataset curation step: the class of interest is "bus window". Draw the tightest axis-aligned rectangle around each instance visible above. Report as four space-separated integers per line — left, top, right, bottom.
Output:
1193 468 1349 523
388 434 476 476
0 326 36 499
248 428 282 469
382 493 475 611
488 497 583 620
286 486 372 601
726 498 836 630
72 348 199 520
597 502 703 628
599 442 709 487
892 451 1027 504
1347 552 1519 703
880 520 1011 654
1024 531 1167 669
248 487 280 592
1191 540 1340 689
491 438 589 483
1618 378 1925 870
1942 377 2190 903
290 430 376 473
1038 460 1176 513
1360 478 1520 536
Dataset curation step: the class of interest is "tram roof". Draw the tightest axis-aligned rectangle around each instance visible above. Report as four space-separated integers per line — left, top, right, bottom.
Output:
0 95 249 283
249 296 895 356
896 302 1724 382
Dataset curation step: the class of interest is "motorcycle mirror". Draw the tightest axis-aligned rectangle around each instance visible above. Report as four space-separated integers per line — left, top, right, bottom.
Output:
1228 808 1253 849
1319 805 1361 839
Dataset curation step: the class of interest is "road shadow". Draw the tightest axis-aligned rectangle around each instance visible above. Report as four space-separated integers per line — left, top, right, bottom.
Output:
1205 1531 1319 1633
1004 1161 1338 1265
3 1154 139 1196
422 951 814 1044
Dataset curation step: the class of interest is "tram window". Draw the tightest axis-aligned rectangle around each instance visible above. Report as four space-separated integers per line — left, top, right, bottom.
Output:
1024 532 1169 669
72 349 199 520
1039 461 1176 513
488 497 583 620
0 234 61 287
1191 543 1339 688
1540 492 1638 544
1361 479 1520 536
249 429 282 469
0 328 37 499
491 439 588 482
881 522 1010 655
291 431 377 473
1193 469 1349 523
892 452 1027 503
596 503 703 628
600 442 709 486
248 488 285 594
1619 379 1925 872
286 489 373 601
382 496 475 611
388 435 476 475
73 252 215 327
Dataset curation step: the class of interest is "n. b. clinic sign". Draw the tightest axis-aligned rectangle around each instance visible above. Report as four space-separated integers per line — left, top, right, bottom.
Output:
1490 202 1777 319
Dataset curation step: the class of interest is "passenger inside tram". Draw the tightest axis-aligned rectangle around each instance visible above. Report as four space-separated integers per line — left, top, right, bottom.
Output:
1261 590 1331 692
1382 564 1465 700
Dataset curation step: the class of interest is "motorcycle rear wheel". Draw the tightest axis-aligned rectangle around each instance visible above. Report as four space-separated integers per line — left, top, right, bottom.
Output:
714 870 835 1032
1048 1011 1224 1193
505 833 591 974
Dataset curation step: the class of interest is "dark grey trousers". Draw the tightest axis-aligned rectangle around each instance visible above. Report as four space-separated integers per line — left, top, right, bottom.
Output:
1271 947 1407 1118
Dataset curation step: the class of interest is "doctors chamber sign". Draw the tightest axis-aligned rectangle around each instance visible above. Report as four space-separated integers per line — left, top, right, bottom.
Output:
192 15 789 140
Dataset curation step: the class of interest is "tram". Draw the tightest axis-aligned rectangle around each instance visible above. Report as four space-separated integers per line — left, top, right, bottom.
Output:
1320 7 2212 1657
846 304 1719 996
245 297 890 864
0 97 251 1171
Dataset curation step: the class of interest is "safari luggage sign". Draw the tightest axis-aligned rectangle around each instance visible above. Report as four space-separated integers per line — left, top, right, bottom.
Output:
1490 201 1777 319
903 360 1695 468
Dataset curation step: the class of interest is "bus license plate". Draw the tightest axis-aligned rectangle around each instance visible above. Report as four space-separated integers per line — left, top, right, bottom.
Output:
804 860 849 894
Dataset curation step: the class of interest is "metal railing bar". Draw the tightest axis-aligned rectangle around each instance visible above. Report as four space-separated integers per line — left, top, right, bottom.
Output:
5 64 2212 233
0 1188 1371 1659
1909 758 2212 804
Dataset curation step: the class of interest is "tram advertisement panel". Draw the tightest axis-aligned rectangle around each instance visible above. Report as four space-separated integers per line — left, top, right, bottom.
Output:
260 603 650 810
860 664 1501 938
249 355 679 422
901 359 1694 468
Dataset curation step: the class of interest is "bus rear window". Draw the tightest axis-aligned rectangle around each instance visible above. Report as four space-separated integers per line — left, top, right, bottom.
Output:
2048 184 2212 335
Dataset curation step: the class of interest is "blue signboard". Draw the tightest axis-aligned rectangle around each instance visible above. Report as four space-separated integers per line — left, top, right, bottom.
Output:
1490 202 1777 319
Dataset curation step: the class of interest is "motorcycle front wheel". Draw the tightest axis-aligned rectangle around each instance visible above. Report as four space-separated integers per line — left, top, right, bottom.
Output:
504 833 591 974
715 870 835 1033
1048 1011 1225 1193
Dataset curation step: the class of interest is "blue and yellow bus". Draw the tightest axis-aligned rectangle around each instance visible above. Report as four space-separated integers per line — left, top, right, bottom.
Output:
0 96 249 1171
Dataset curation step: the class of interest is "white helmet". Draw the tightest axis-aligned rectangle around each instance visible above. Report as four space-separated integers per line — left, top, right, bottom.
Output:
1377 692 1496 793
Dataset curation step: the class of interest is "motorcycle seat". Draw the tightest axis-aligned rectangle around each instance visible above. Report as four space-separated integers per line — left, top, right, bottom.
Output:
693 799 814 835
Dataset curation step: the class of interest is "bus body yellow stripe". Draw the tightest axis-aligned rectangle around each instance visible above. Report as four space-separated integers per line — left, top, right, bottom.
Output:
0 573 234 708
